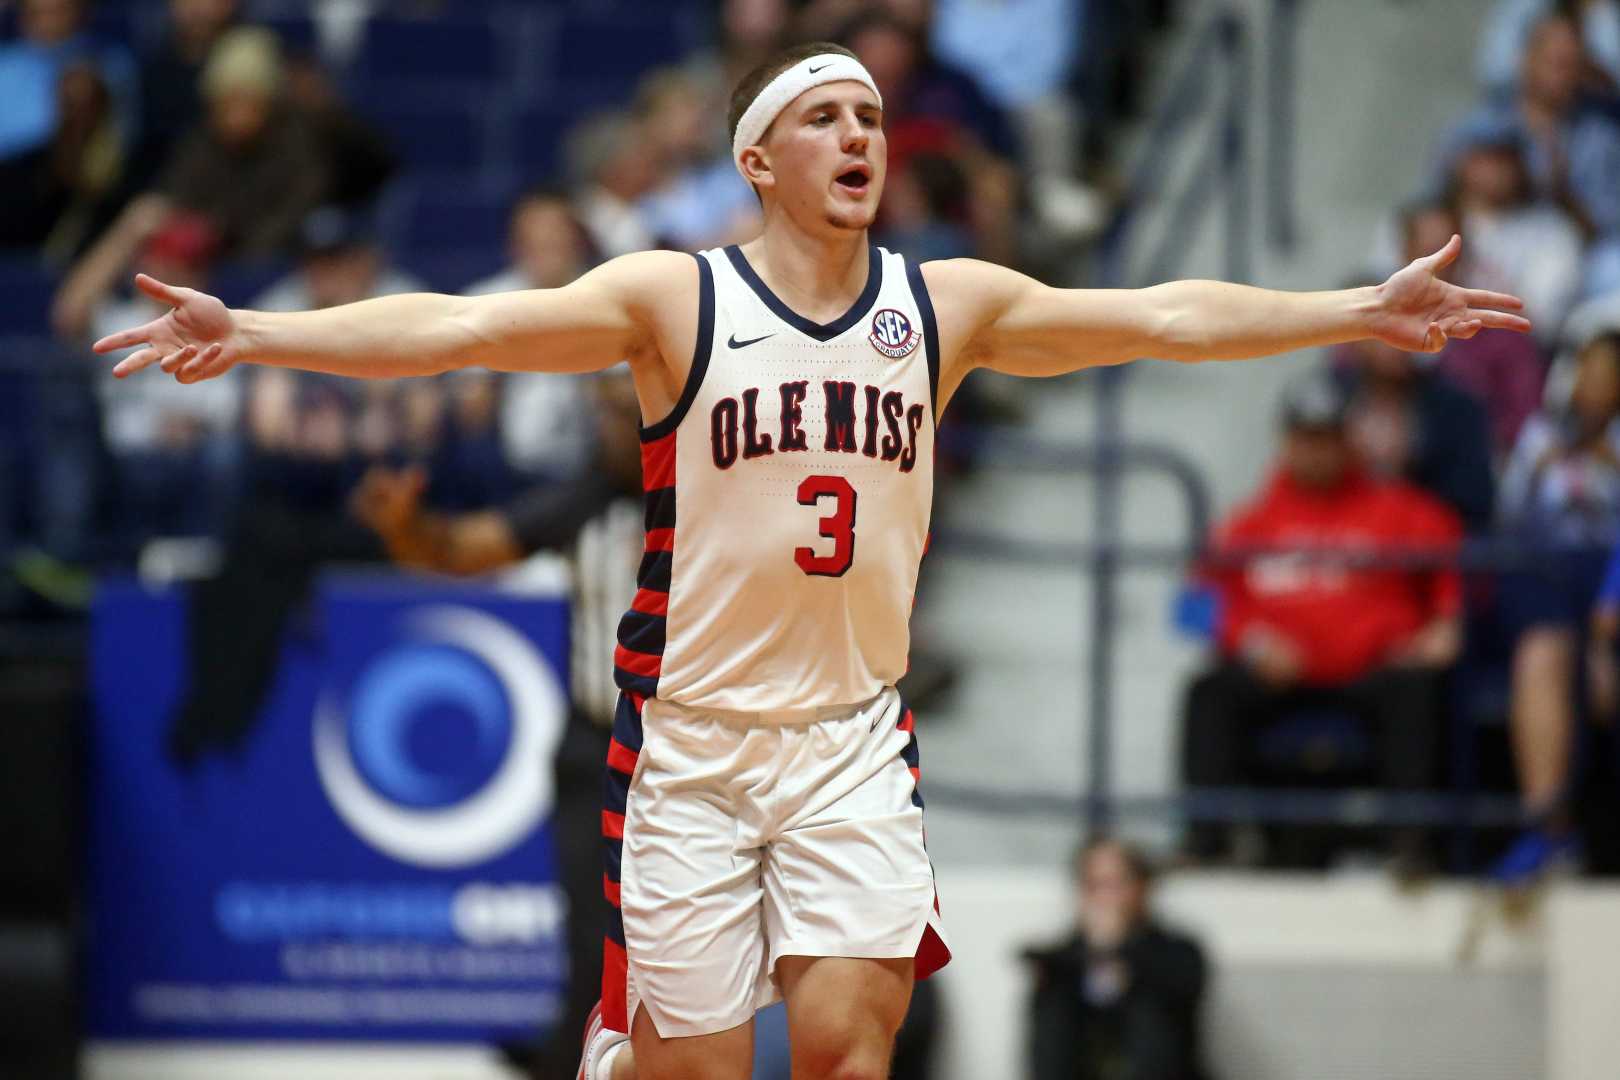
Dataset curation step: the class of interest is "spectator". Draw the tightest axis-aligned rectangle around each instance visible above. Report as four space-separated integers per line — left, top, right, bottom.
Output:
130 0 240 190
633 66 760 251
1400 200 1549 455
874 150 976 263
1181 375 1463 866
282 51 397 211
1452 14 1620 244
565 110 662 259
89 211 241 553
0 57 126 261
845 9 1021 264
0 0 135 164
1439 115 1584 344
247 206 430 503
1493 329 1620 879
56 25 327 314
1022 838 1209 1080
1333 322 1497 532
1477 0 1620 98
930 0 1106 241
463 187 600 486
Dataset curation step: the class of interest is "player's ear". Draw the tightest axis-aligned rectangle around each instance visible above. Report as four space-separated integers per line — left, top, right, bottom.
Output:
739 146 773 192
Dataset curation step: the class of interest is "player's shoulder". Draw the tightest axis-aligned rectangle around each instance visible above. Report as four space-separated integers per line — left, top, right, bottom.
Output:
589 248 701 295
916 256 1033 310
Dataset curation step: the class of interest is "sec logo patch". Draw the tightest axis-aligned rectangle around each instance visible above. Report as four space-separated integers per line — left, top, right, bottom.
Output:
868 308 919 359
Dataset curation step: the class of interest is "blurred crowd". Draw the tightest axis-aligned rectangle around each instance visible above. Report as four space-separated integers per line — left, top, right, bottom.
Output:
0 0 1168 599
1180 0 1620 883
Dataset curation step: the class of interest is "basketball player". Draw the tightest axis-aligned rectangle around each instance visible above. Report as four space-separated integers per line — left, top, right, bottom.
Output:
96 42 1529 1080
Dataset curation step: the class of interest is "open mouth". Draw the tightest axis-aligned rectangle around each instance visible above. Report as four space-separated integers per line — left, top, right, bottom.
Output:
835 165 871 193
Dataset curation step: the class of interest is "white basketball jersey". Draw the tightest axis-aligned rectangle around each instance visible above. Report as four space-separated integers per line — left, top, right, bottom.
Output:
613 244 939 713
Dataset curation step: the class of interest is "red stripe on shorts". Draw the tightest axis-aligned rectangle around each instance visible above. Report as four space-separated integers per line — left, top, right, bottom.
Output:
630 588 668 617
602 810 625 840
899 708 915 733
606 738 639 775
603 873 621 907
614 644 662 678
602 937 629 1033
644 528 675 552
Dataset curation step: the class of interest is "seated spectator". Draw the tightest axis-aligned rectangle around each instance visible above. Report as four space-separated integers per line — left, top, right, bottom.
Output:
874 150 976 263
463 187 599 486
1439 115 1584 345
1021 838 1209 1080
565 110 663 259
930 0 1106 241
1450 13 1620 244
0 57 127 262
1493 329 1620 879
0 0 135 165
845 9 1020 264
1333 323 1497 532
282 51 397 211
633 67 760 251
56 26 327 314
130 0 240 191
89 212 241 553
1400 200 1548 456
1477 0 1620 98
247 206 431 504
1181 375 1463 867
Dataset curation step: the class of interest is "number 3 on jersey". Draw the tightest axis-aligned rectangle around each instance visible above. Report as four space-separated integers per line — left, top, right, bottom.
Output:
795 475 857 577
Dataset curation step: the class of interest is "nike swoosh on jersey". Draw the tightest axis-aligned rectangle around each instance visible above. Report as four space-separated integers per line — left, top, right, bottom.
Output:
728 333 776 349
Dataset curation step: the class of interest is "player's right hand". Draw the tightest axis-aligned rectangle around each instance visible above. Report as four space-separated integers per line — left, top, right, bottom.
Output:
92 273 238 383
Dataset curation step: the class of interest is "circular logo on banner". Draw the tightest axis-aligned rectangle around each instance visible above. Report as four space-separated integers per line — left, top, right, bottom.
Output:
868 307 919 358
313 605 566 868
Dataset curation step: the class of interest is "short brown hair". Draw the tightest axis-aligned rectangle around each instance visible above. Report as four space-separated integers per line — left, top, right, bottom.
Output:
727 41 860 146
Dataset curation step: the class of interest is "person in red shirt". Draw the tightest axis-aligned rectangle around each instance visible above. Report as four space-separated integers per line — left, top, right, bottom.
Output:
1181 374 1465 867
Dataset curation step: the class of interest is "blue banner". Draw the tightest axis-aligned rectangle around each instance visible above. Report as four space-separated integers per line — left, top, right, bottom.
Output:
87 576 571 1043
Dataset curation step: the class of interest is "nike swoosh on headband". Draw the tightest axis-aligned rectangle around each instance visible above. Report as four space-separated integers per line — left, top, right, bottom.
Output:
808 64 830 73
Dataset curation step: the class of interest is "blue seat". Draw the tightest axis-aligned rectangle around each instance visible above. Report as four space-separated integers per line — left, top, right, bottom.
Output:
356 96 486 175
396 182 510 255
510 103 574 185
0 258 59 337
550 12 692 109
353 16 503 85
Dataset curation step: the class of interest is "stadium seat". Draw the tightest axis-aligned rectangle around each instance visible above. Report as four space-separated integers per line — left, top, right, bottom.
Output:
353 16 505 86
509 103 574 186
1257 709 1372 778
396 181 511 255
354 94 487 176
0 260 59 338
550 11 694 109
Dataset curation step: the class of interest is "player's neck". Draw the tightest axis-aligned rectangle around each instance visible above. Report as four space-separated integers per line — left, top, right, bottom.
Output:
740 219 870 324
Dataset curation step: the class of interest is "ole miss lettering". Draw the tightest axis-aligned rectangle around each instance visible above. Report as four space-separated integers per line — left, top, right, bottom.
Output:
711 380 925 472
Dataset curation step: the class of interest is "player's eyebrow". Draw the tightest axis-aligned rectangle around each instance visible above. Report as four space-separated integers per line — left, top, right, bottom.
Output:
801 98 882 117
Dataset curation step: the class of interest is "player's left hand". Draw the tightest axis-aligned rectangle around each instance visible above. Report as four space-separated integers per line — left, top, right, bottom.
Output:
1369 234 1531 353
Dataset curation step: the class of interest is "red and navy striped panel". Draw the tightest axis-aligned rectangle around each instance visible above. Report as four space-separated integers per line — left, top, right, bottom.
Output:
613 432 676 698
898 706 923 809
600 691 645 1034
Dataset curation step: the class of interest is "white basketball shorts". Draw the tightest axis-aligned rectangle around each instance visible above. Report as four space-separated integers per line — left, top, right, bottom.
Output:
598 685 951 1037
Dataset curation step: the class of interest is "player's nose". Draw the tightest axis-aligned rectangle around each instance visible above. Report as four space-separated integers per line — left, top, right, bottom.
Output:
838 113 868 153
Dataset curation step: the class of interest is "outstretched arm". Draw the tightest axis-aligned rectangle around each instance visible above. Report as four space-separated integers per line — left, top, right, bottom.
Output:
92 248 694 384
926 235 1530 398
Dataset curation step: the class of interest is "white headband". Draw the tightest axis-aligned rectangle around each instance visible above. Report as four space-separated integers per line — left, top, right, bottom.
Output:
731 53 882 177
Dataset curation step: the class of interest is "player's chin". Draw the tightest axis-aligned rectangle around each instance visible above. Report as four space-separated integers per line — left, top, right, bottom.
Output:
824 198 877 231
